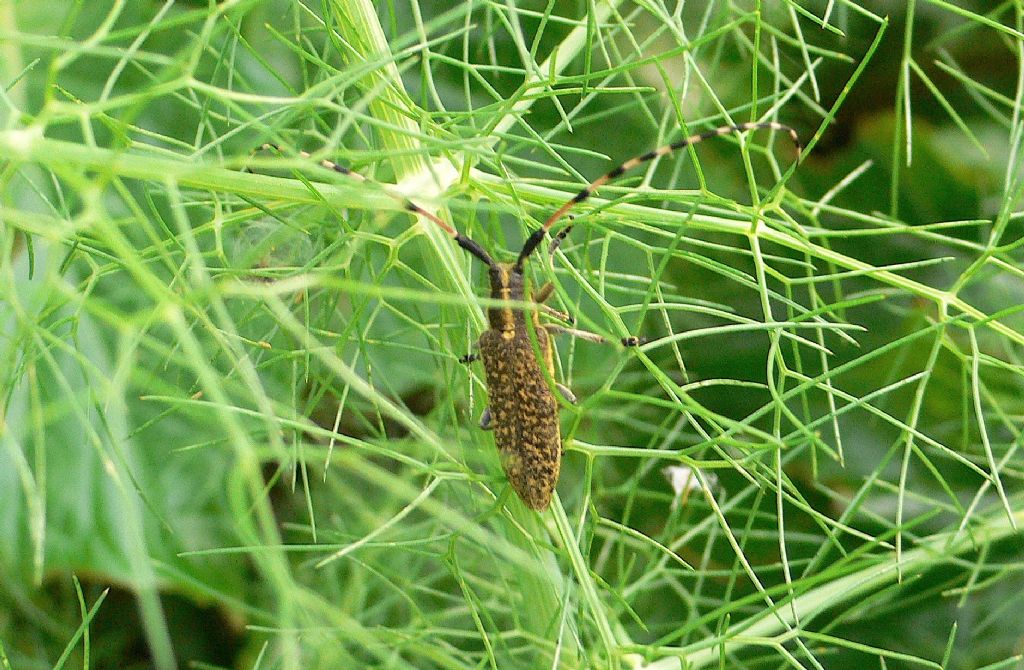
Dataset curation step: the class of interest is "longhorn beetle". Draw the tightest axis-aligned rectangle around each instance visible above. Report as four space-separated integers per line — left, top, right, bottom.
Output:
263 121 801 510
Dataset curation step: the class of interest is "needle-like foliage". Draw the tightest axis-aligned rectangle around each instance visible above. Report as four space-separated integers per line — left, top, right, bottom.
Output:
1 1 1023 669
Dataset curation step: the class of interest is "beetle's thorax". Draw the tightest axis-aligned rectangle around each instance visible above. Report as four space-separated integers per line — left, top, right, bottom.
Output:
487 262 527 336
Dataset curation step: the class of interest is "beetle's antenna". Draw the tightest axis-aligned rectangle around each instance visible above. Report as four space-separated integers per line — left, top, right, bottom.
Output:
259 144 496 268
515 122 802 269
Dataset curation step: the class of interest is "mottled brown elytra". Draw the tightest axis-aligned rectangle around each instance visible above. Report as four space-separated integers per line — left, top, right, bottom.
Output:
262 121 801 510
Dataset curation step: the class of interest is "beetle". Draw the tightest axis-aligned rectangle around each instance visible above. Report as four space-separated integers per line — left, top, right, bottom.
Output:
263 121 800 510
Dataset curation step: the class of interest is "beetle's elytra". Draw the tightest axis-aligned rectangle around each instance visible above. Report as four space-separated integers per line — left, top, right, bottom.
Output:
477 266 562 509
265 121 800 511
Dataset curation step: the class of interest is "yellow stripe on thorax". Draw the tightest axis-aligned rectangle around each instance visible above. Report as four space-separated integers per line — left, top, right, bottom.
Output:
496 266 515 338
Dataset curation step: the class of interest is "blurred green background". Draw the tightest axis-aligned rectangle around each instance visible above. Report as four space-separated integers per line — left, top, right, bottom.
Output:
2 1 1024 669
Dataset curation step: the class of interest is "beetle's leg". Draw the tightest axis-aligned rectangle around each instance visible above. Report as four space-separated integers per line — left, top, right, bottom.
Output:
532 221 576 323
555 383 577 404
459 340 481 364
547 223 573 257
533 221 575 305
478 407 493 431
545 323 643 347
533 281 555 304
541 304 573 323
545 324 605 343
532 283 573 323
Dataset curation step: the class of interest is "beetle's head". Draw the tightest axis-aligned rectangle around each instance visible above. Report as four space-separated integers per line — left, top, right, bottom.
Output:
488 262 524 293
